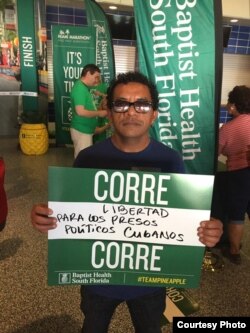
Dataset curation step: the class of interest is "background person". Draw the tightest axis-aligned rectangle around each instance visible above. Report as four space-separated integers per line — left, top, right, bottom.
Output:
90 76 108 110
70 64 108 158
31 72 223 333
90 77 112 143
93 116 112 143
219 85 250 265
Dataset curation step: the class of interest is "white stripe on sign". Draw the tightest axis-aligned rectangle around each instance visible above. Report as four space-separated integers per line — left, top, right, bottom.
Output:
48 201 209 246
0 91 38 96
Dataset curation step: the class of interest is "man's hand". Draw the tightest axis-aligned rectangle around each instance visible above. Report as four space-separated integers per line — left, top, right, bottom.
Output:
31 203 57 234
197 218 223 247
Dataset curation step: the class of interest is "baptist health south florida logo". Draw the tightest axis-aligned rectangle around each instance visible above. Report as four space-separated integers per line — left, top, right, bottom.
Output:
59 273 72 284
57 29 91 41
95 23 105 35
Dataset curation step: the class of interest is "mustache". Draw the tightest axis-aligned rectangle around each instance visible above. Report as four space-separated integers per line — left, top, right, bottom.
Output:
120 118 143 126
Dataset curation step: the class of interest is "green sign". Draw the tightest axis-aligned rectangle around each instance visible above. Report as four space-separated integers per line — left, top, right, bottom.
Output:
16 0 38 112
85 0 115 83
134 0 222 175
52 25 95 144
48 167 214 288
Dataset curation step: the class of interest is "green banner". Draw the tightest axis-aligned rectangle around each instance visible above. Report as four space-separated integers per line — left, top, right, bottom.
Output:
85 0 115 83
48 167 214 287
52 25 95 144
16 0 38 112
134 0 222 175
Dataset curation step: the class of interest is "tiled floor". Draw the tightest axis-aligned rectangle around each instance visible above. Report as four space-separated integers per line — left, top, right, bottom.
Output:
0 137 249 333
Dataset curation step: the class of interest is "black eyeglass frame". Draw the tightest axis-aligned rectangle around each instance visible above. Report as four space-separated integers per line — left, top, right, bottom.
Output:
111 100 153 113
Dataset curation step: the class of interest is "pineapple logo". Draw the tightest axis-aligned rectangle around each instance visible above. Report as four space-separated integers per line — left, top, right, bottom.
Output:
95 24 105 34
62 97 72 124
59 273 71 284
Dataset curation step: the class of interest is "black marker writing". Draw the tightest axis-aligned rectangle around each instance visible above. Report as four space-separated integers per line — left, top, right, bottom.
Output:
65 223 115 234
124 227 184 242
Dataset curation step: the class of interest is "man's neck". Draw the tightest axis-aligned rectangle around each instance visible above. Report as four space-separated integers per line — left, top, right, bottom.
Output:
80 76 87 84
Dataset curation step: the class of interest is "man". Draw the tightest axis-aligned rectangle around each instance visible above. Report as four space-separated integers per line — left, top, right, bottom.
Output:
90 75 112 143
31 72 222 333
70 64 108 158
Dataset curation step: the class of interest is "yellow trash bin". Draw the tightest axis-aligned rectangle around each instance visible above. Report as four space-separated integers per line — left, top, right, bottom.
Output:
19 123 49 155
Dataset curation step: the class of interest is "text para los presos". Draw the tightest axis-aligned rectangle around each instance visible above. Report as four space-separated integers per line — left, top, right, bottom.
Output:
56 204 169 226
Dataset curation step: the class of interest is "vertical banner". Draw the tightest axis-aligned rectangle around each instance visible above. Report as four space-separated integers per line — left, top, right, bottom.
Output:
16 0 38 112
85 0 115 83
134 0 223 175
52 25 95 144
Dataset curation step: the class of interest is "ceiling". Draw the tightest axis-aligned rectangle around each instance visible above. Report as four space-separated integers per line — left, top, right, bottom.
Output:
96 0 133 5
97 0 250 26
47 0 250 26
46 0 132 11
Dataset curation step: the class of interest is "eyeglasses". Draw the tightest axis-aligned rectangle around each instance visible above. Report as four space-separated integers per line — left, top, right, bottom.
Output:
112 100 153 113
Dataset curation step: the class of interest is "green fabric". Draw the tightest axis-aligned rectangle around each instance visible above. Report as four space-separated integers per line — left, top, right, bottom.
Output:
134 0 221 175
96 82 108 94
91 83 110 143
70 80 97 134
16 0 38 112
85 0 115 83
52 25 95 144
93 117 109 143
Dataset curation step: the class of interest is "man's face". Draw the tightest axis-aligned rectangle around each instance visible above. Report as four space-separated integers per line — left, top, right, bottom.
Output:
108 82 158 140
85 71 100 87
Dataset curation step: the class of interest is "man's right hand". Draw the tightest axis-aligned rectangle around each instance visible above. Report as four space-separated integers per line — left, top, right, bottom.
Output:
31 204 57 234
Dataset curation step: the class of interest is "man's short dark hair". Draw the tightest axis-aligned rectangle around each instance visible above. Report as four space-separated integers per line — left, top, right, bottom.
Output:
107 71 159 110
228 85 250 114
81 64 100 77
